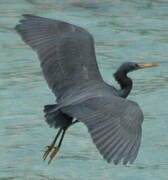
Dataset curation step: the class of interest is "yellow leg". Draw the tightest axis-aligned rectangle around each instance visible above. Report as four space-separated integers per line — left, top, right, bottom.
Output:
43 128 67 164
48 147 60 164
43 145 54 161
43 128 62 161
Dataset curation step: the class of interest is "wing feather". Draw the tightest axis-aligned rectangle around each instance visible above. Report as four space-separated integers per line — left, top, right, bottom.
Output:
62 96 143 164
15 14 102 96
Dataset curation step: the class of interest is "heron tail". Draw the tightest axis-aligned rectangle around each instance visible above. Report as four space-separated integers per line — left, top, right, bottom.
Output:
44 104 72 129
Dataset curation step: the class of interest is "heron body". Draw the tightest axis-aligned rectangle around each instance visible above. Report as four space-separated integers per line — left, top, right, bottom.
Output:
15 14 158 165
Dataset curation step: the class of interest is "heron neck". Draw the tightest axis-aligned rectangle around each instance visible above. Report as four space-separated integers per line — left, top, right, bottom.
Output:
114 71 132 98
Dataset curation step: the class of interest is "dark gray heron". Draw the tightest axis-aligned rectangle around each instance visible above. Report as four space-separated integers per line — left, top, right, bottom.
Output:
15 14 159 165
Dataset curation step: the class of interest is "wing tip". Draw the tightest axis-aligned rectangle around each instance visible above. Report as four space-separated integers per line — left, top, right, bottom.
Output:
14 17 25 32
89 126 140 166
105 157 135 165
14 14 42 31
14 24 19 31
22 14 40 19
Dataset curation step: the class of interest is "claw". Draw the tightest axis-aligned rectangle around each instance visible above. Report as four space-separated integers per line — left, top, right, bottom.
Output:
48 147 59 164
43 146 53 161
42 128 66 164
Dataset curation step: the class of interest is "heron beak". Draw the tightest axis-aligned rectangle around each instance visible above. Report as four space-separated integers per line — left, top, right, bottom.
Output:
137 63 159 69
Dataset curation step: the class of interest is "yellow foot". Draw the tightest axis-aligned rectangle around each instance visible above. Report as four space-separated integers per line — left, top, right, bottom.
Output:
48 147 59 164
43 145 53 161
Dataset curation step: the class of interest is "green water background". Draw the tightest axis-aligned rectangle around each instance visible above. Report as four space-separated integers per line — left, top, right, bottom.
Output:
0 0 168 179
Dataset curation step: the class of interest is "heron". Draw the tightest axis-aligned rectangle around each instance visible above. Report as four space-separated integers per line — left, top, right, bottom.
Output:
15 14 159 165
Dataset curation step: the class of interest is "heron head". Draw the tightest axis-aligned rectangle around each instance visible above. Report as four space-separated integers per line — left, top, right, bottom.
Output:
117 62 159 74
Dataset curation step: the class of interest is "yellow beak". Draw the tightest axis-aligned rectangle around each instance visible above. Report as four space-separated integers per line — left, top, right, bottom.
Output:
137 63 159 69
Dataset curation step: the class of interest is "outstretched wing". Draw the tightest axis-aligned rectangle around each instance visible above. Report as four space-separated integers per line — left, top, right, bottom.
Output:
15 14 102 95
62 96 143 164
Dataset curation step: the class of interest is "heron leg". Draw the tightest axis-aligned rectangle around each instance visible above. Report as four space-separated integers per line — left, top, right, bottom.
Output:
48 128 67 164
43 128 62 161
43 119 78 164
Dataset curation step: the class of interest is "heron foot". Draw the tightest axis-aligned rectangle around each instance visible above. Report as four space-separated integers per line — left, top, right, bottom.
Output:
48 146 59 164
42 128 66 164
43 145 53 161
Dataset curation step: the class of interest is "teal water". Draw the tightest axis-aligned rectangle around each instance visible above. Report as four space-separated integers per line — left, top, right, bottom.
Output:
0 0 168 179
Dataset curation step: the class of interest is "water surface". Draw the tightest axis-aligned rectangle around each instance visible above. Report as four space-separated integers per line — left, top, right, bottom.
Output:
0 0 168 179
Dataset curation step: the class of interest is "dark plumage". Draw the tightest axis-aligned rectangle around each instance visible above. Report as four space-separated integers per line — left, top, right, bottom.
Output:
15 14 158 164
